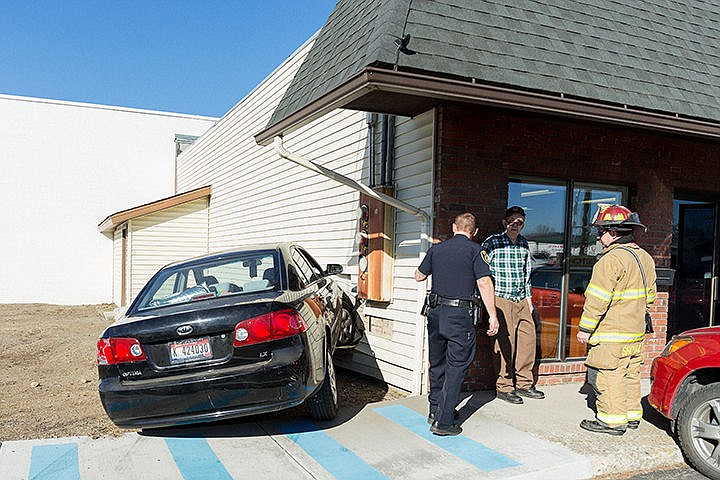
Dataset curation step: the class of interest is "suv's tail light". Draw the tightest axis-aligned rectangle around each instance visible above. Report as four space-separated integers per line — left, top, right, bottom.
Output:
234 309 306 346
97 338 147 365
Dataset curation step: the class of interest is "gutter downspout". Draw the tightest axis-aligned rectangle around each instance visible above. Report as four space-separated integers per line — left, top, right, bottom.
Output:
274 135 431 395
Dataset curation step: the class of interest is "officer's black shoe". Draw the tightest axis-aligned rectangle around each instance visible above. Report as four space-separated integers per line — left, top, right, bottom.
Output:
627 420 640 429
516 386 545 399
430 422 462 436
496 390 524 404
427 410 459 425
579 419 626 436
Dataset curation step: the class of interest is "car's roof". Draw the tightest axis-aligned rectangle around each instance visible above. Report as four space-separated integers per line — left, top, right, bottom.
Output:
161 243 294 270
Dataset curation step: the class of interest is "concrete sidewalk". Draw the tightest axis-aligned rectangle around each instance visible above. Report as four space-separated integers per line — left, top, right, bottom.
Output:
0 380 683 479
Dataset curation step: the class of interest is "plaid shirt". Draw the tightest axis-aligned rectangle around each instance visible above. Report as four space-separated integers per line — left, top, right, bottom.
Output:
481 232 532 301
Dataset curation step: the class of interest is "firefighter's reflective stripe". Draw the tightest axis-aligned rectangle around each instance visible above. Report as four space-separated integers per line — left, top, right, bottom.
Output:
596 412 627 426
612 288 646 300
627 410 643 422
587 285 654 302
646 289 656 302
585 283 612 302
588 331 645 344
579 314 600 331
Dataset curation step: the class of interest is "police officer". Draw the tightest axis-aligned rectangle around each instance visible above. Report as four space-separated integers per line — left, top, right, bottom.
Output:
415 212 499 436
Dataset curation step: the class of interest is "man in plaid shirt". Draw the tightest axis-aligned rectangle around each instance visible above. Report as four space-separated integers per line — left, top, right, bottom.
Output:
482 206 544 404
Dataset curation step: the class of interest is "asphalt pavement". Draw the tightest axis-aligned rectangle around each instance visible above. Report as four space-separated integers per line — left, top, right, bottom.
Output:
0 380 688 480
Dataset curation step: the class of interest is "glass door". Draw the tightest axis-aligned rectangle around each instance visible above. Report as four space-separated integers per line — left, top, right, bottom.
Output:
671 200 719 335
509 179 567 360
566 184 626 358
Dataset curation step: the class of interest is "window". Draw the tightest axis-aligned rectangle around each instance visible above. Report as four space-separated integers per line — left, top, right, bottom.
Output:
135 251 279 311
509 178 626 360
291 248 323 284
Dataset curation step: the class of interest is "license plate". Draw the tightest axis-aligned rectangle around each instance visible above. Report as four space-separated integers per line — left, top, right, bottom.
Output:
169 337 212 364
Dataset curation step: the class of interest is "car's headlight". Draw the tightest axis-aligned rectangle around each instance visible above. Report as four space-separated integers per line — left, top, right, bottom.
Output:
660 335 694 356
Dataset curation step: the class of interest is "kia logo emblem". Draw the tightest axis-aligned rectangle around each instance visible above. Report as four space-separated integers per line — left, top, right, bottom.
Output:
177 325 193 336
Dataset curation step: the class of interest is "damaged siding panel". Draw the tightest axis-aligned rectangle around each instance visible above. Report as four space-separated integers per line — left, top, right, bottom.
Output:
128 198 209 300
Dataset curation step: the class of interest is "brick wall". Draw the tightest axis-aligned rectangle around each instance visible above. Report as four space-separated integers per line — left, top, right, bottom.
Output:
433 104 720 387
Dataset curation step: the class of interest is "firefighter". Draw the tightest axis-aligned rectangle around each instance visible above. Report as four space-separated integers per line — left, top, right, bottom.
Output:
577 205 657 436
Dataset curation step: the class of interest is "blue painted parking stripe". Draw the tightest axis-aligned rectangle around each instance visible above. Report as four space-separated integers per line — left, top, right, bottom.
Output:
374 405 519 471
29 443 80 480
165 437 232 480
281 420 386 480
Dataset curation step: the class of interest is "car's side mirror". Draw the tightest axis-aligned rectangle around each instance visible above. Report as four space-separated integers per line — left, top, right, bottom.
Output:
325 264 344 276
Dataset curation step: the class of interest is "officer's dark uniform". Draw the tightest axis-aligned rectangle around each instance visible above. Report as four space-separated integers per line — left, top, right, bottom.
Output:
418 234 491 428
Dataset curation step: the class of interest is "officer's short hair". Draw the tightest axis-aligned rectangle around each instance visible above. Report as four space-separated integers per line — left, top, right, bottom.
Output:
454 212 477 233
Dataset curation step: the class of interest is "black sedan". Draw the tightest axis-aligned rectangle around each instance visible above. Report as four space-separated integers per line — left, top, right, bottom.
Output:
97 243 363 429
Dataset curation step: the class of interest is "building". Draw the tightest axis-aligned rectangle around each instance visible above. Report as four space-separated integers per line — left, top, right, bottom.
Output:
0 94 217 305
102 0 720 392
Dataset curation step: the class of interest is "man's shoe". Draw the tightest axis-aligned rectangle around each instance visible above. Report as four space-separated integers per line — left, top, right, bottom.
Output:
627 420 640 429
516 386 545 399
430 422 462 436
579 419 626 436
427 410 459 425
496 390 524 404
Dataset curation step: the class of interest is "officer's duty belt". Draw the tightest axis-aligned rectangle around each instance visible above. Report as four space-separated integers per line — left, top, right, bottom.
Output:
436 297 474 308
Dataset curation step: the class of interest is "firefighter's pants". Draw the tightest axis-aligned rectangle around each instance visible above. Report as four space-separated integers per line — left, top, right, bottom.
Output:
585 341 644 427
494 296 536 392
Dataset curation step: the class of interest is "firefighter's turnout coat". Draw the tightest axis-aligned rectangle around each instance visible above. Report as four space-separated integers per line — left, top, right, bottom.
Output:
579 243 657 345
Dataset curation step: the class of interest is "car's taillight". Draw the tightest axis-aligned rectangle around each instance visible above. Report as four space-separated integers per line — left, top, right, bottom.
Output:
234 309 306 347
97 337 147 365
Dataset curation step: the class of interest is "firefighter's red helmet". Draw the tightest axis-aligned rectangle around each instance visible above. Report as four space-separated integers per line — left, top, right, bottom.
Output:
592 205 646 230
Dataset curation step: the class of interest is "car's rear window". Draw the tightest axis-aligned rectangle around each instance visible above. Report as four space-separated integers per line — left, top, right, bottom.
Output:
134 251 280 312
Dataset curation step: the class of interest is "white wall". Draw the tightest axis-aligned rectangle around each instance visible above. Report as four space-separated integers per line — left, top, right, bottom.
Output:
0 94 216 304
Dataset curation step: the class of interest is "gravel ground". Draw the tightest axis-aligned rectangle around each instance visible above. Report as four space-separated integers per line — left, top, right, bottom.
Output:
0 303 407 442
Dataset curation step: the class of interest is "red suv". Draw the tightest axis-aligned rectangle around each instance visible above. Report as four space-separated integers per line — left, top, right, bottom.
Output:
649 326 720 480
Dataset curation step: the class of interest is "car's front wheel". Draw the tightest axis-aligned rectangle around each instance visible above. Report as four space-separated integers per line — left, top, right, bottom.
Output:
307 348 338 420
677 383 720 480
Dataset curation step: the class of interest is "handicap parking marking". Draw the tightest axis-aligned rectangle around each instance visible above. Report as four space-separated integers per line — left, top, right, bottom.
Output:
164 437 232 480
373 405 520 472
278 420 387 480
29 442 81 480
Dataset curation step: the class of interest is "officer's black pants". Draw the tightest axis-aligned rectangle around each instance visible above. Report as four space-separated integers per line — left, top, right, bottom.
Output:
427 304 476 427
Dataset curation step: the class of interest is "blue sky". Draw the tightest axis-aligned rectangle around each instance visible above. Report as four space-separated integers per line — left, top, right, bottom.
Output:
0 1 336 117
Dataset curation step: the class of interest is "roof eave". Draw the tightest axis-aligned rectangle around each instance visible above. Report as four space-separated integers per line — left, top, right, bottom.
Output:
98 185 212 235
254 67 720 146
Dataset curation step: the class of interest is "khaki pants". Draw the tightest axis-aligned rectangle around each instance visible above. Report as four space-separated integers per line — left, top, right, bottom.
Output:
586 342 644 427
494 296 536 392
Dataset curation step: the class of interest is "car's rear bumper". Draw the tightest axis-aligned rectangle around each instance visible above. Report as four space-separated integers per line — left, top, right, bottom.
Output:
99 345 318 429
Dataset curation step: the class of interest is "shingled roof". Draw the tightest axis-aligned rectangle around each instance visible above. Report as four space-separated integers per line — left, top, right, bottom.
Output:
257 0 720 143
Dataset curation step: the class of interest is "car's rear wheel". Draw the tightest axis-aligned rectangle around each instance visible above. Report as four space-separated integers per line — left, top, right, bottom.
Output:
307 348 338 420
677 383 720 480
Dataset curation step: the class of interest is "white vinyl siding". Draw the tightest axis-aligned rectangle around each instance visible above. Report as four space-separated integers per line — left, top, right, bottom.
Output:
127 198 209 302
175 37 434 392
112 228 123 306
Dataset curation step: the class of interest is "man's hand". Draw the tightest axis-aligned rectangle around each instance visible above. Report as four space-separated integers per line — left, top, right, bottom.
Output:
577 331 591 344
487 315 499 336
